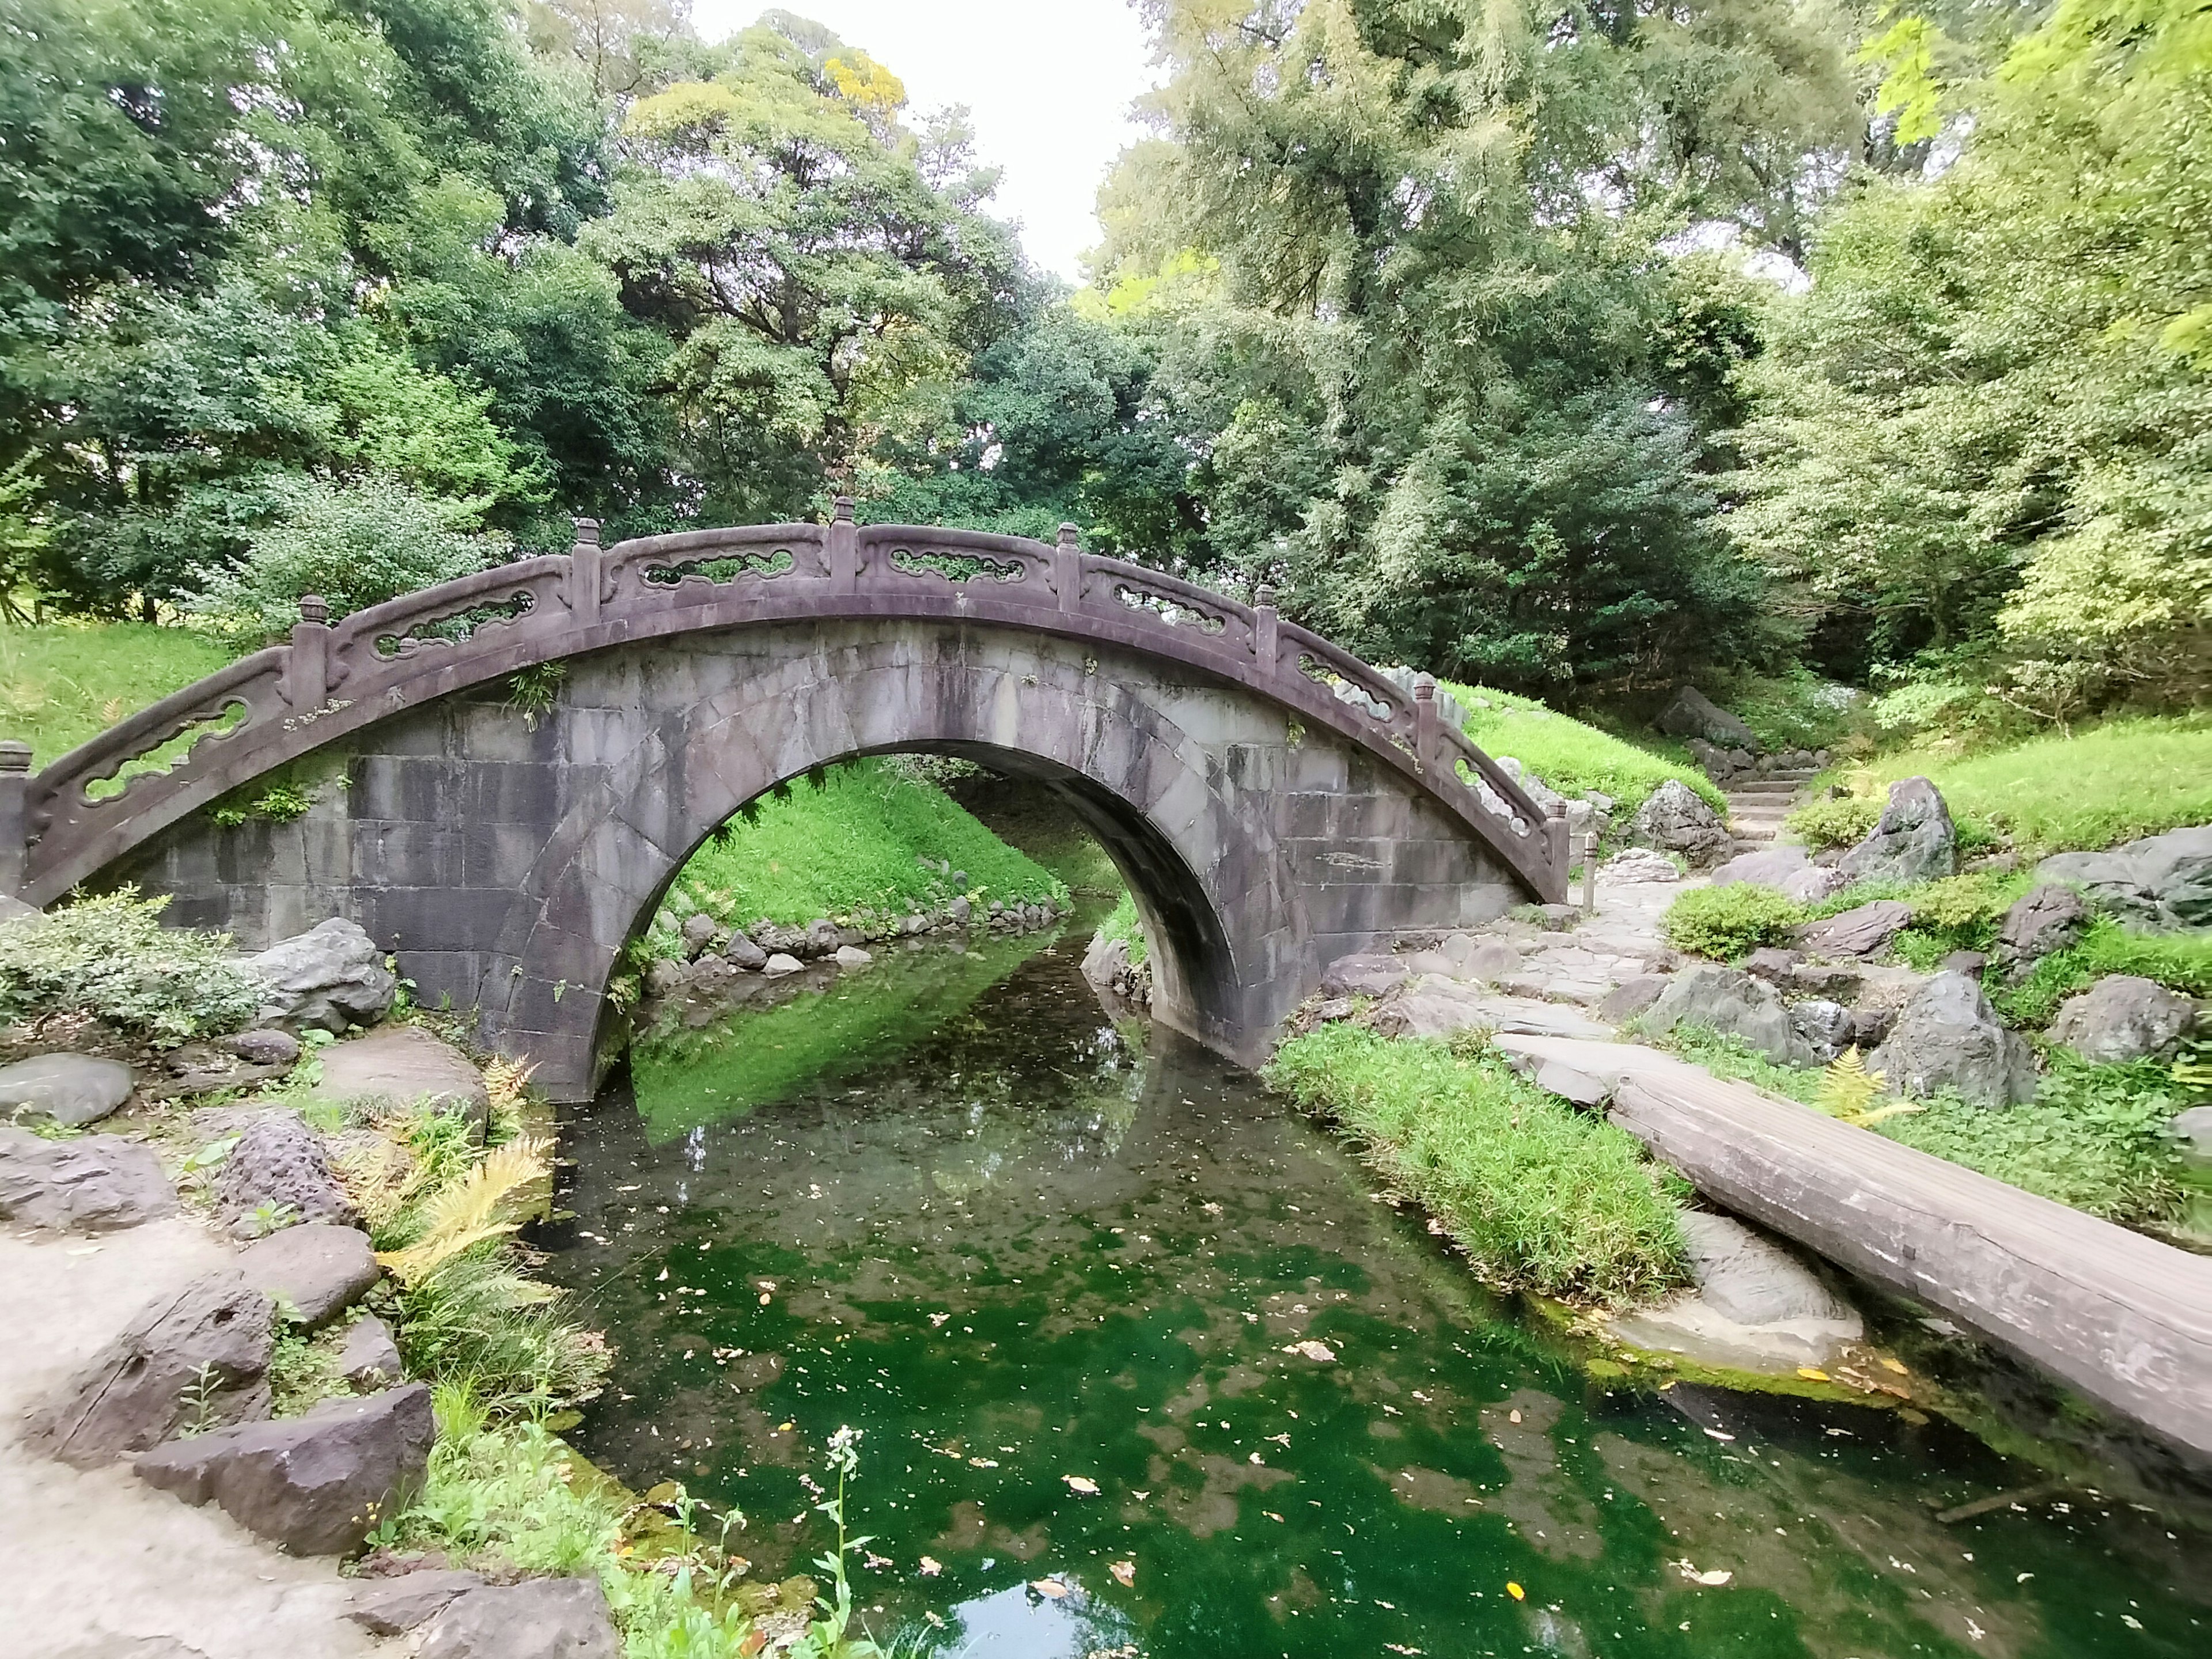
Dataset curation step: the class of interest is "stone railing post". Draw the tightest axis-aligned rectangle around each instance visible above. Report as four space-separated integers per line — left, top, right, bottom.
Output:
570 516 602 628
829 496 858 593
0 741 30 898
287 594 331 710
1413 673 1437 770
1544 800 1570 889
1253 584 1279 675
1055 522 1082 612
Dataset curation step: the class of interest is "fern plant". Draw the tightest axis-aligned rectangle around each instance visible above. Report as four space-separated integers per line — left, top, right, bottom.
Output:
376 1137 550 1286
1815 1048 1923 1128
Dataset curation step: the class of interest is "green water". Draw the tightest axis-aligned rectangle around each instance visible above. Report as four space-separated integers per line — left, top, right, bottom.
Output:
547 930 2207 1658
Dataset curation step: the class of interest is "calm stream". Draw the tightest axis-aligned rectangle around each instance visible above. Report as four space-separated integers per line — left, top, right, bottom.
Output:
545 922 2205 1658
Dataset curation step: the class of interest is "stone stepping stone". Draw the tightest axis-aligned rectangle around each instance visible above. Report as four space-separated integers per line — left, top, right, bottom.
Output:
0 1127 177 1233
236 1222 380 1328
0 1053 135 1127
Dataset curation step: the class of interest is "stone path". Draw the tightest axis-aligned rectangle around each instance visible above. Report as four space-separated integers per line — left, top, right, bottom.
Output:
1721 767 1819 853
0 1218 385 1658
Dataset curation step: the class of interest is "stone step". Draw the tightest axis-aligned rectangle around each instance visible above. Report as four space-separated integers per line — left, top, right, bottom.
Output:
1730 827 1779 843
1728 781 1807 796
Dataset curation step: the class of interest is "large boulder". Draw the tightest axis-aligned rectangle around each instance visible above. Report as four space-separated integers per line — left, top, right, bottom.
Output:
135 1382 434 1556
2046 975 2198 1064
211 1111 358 1237
1656 686 1760 752
1678 1211 1855 1326
1597 975 1670 1024
348 1570 488 1637
0 1127 177 1233
1321 953 1411 999
1601 848 1680 884
1639 964 1812 1066
1990 884 2091 981
1789 999 1854 1065
1796 899 1916 960
1709 846 1810 888
2171 1105 2212 1164
313 1024 488 1127
0 1053 135 1127
1630 780 1733 869
722 929 768 970
338 1314 405 1389
1869 971 2036 1107
2036 825 2212 932
1781 864 1851 906
241 919 395 1034
1839 777 1957 887
236 1222 380 1328
418 1578 623 1659
25 1269 273 1467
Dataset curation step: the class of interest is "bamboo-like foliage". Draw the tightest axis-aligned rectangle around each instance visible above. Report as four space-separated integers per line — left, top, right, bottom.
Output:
376 1137 550 1286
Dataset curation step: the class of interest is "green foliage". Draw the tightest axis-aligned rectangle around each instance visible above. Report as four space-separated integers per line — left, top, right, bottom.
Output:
0 887 259 1044
0 622 230 762
1440 681 1726 815
184 475 508 648
394 1250 609 1416
1096 891 1147 969
1710 669 1864 753
1266 1024 1687 1304
1661 884 1808 960
1785 794 1881 852
504 660 568 729
653 759 1065 949
1995 918 2212 1028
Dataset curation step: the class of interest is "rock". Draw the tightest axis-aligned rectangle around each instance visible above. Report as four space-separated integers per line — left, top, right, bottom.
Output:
1597 975 1670 1024
1941 949 1988 976
803 919 840 957
1839 777 1958 887
1796 900 1915 960
418 1578 623 1659
1869 971 2036 1107
135 1382 434 1556
948 896 972 926
1789 999 1853 1064
338 1314 404 1388
1630 780 1733 868
761 953 804 977
211 1111 358 1237
222 1028 302 1068
1741 947 1802 983
1786 963 1862 1000
0 1126 177 1232
1709 846 1810 888
643 957 690 998
2169 1105 2212 1163
1640 964 1811 1066
348 1570 488 1636
26 1269 273 1466
0 893 44 927
1460 938 1522 981
1373 980 1614 1043
1847 1005 1896 1048
1679 1211 1855 1325
237 1222 380 1328
2046 974 2197 1064
1781 865 1851 905
1320 954 1411 999
0 1053 136 1127
1602 848 1680 884
1655 686 1760 751
241 918 396 1034
723 930 768 970
833 944 873 968
1991 884 2091 980
314 1025 489 1128
2036 824 2212 932
679 912 719 959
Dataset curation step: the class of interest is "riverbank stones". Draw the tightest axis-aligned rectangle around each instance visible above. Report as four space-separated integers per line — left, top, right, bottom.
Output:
236 1222 380 1328
417 1578 623 1659
313 1025 489 1128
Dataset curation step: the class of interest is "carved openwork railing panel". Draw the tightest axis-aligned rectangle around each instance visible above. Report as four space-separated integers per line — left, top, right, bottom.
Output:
2 507 1565 905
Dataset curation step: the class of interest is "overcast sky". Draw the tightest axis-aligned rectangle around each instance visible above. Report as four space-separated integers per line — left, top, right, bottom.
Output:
691 2 1160 281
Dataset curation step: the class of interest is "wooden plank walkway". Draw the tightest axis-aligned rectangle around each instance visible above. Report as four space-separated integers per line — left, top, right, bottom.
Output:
1492 1033 2212 1463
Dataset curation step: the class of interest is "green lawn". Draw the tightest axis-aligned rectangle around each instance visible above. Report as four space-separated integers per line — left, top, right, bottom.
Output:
654 757 1067 944
1841 715 2212 858
1440 679 1726 814
1266 1024 1687 1305
0 622 231 764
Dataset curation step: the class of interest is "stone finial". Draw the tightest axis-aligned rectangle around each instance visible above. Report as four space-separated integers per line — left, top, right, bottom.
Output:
832 496 855 523
1057 522 1081 549
1414 674 1435 702
1544 798 1568 819
1255 585 1278 609
571 516 601 547
0 740 29 774
297 594 329 626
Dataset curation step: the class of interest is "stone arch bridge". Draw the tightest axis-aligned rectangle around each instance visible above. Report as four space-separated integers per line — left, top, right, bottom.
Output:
0 510 1565 1100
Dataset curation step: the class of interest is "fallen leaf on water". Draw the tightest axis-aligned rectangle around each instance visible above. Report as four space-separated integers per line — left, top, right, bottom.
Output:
1063 1475 1100 1494
1031 1577 1069 1599
1796 1368 1831 1382
862 1551 890 1570
777 1422 795 1433
1247 1452 1263 1465
1290 1339 1337 1362
929 1312 950 1327
918 1556 942 1577
1263 1512 1285 1523
969 1456 999 1468
1506 1582 1525 1601
1202 1202 1222 1215
1702 1428 1736 1442
1109 1560 1136 1587
1508 1408 1522 1425
758 1293 772 1306
1881 1357 1910 1375
1386 1646 1425 1656
1676 1560 1733 1586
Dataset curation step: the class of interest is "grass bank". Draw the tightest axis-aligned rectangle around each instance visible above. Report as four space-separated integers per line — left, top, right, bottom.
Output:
1438 679 1726 815
1266 1024 1687 1305
653 758 1066 945
0 621 229 762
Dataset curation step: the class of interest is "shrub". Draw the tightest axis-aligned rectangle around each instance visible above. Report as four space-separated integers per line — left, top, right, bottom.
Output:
1785 794 1880 852
394 1252 609 1414
1266 1025 1685 1302
0 888 260 1045
1995 919 2212 1028
1709 668 1863 753
1661 884 1807 960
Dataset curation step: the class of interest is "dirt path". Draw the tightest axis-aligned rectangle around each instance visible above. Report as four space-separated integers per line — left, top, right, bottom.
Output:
0 1218 385 1659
